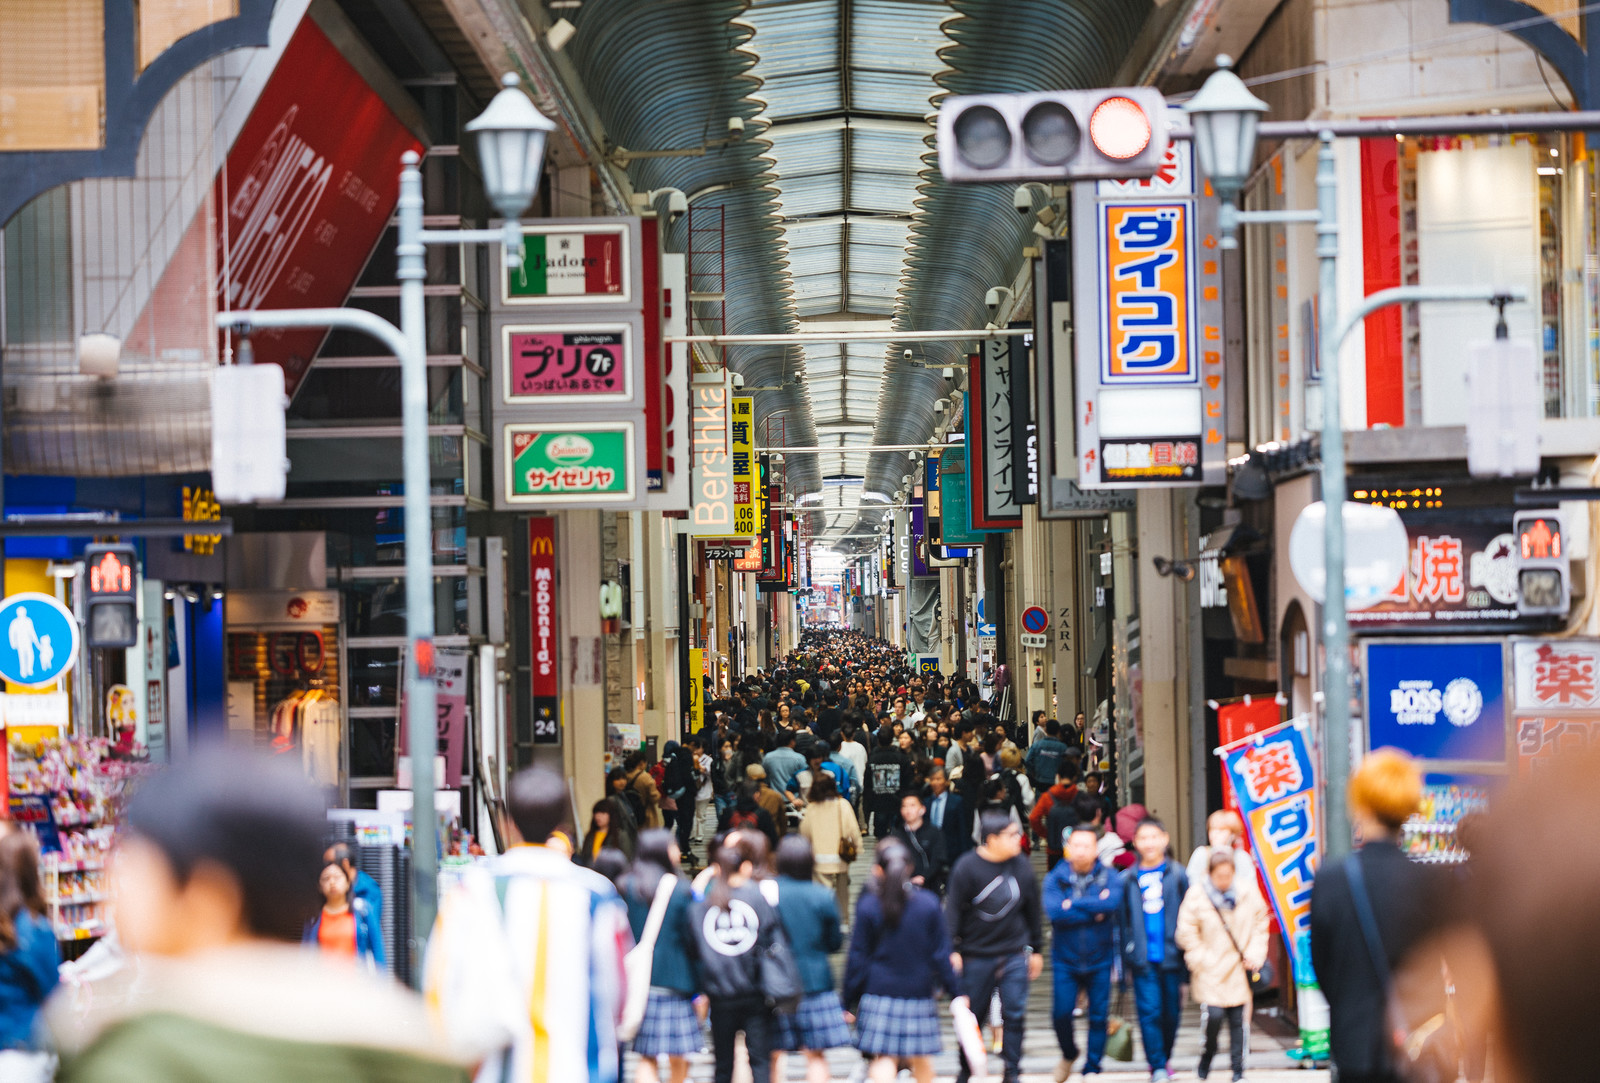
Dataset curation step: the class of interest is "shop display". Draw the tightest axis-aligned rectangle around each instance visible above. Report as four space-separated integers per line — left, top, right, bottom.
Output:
1402 780 1490 865
8 736 150 943
226 590 344 786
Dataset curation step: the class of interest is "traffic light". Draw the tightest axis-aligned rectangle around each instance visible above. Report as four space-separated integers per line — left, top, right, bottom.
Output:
1514 510 1569 617
937 88 1169 183
84 544 139 648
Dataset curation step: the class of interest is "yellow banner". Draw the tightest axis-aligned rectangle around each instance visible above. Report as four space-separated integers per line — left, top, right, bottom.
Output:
730 396 758 538
688 648 706 732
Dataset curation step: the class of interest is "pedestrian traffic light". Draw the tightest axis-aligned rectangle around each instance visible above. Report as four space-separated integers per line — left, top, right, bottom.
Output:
1514 510 1569 617
84 544 139 648
936 88 1169 183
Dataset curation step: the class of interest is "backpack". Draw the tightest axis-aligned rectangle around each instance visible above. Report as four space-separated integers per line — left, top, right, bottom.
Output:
729 809 761 832
622 785 647 824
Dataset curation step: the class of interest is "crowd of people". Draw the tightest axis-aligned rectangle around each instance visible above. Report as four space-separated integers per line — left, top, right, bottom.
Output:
0 628 1586 1083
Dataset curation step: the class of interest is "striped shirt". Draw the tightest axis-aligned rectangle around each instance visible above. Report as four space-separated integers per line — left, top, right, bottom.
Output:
425 844 632 1083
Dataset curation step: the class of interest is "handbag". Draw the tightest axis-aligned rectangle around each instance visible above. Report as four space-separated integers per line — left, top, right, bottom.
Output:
618 873 678 1042
1206 892 1275 996
837 802 859 863
757 879 804 1013
1104 972 1135 1062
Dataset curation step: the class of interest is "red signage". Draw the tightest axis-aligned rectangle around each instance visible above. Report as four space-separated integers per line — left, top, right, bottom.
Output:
215 18 424 396
529 518 560 743
642 219 665 490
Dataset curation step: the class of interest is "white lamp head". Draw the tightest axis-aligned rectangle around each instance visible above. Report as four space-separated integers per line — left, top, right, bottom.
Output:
466 74 557 221
1184 55 1269 202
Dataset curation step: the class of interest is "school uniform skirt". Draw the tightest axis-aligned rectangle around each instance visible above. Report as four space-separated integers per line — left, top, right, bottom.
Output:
854 994 942 1057
632 988 703 1058
773 990 853 1051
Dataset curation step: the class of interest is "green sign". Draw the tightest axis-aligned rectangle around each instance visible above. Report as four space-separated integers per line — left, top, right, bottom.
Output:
939 455 989 546
506 425 633 503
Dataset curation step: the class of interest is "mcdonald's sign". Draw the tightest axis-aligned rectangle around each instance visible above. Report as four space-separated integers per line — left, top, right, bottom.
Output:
529 517 560 743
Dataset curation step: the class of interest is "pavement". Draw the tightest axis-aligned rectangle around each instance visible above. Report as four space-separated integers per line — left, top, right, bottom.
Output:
636 803 1331 1082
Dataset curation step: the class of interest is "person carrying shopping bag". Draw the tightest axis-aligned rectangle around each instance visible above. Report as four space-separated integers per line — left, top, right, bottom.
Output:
1175 850 1270 1083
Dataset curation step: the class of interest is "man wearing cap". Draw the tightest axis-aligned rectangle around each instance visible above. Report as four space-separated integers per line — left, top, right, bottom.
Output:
747 764 790 836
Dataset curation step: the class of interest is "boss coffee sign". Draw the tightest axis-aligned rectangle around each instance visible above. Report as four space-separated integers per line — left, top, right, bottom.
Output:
1364 640 1507 767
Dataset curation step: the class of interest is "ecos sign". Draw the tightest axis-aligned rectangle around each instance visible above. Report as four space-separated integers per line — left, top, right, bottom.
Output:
1365 640 1507 766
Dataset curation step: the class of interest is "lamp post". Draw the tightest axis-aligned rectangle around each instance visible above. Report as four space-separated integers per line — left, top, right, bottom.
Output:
217 73 554 977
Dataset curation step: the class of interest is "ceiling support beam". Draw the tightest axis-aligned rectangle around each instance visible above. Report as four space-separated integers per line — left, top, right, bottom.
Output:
670 327 1028 345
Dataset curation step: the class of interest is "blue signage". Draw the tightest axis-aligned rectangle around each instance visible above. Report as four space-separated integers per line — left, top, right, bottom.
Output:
976 599 996 639
1365 640 1506 765
0 593 79 689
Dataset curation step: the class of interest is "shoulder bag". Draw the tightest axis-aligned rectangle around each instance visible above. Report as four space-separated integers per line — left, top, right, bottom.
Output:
1205 892 1275 996
618 873 677 1041
837 800 859 863
757 879 804 1013
1104 969 1135 1061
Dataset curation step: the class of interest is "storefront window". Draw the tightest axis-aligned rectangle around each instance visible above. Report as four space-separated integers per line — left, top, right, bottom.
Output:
345 575 471 637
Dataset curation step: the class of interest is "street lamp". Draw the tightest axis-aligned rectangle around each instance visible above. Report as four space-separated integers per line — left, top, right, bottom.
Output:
217 74 552 981
1183 56 1270 251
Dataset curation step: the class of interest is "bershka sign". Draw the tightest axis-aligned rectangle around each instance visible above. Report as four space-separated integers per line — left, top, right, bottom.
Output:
1363 640 1507 766
689 375 735 536
529 518 559 744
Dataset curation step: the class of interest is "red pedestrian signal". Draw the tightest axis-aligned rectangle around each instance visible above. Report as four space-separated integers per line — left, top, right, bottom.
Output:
1518 516 1561 560
1514 510 1569 617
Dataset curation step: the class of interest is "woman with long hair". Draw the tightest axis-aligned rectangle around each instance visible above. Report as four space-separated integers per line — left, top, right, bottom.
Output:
797 772 861 924
578 797 637 868
617 830 700 1083
770 836 850 1083
305 860 386 972
843 838 966 1083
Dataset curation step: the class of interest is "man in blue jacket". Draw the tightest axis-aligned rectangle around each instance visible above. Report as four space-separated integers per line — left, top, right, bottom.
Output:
1043 826 1121 1080
1119 817 1189 1083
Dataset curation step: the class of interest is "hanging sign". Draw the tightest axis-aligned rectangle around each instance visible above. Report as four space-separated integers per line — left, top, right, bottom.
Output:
730 396 758 537
689 376 737 537
647 252 691 507
504 424 636 504
503 325 633 402
969 340 1025 529
688 648 706 732
1071 143 1224 490
503 220 635 306
1513 638 1600 711
529 518 560 744
434 650 471 786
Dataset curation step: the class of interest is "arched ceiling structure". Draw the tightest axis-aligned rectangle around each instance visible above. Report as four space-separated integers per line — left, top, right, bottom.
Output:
564 0 1162 549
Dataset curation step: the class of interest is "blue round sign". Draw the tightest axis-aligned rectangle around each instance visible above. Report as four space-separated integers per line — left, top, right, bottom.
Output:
0 593 80 689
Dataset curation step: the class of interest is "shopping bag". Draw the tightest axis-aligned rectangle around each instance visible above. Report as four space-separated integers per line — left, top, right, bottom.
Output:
951 995 989 1082
1105 974 1134 1062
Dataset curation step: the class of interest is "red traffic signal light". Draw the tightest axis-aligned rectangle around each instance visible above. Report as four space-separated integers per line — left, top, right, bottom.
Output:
938 88 1168 183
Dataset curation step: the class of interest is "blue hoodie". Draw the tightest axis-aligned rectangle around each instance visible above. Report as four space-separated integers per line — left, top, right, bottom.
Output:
305 897 387 971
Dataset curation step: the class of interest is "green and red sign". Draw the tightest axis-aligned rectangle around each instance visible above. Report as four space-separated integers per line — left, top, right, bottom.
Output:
504 225 631 304
505 424 635 504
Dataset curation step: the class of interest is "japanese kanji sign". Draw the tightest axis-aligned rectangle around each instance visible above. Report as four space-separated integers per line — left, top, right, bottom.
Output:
1363 639 1508 766
1516 716 1600 776
729 396 758 538
1345 508 1551 631
502 221 635 306
503 325 632 402
968 338 1024 530
1513 639 1600 711
1220 719 1319 975
505 424 635 504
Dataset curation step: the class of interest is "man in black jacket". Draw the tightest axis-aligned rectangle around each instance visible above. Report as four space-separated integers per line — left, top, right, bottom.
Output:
926 766 969 860
946 809 1043 1083
864 729 912 837
891 790 949 893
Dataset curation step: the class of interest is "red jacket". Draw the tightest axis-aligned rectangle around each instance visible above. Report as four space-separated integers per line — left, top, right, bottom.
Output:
1030 782 1078 850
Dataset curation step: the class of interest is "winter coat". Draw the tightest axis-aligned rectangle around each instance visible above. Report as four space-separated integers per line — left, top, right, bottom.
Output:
1119 861 1190 972
799 797 862 872
1029 782 1078 851
1041 861 1120 971
0 910 59 1049
628 768 664 829
1175 883 1269 1008
304 899 387 972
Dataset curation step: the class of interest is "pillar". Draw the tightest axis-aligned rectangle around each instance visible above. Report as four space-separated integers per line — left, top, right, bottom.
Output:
560 509 606 824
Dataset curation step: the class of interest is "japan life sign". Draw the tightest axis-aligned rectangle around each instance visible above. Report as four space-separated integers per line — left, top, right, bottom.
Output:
505 424 635 504
503 324 633 402
1221 719 1319 967
968 339 1024 530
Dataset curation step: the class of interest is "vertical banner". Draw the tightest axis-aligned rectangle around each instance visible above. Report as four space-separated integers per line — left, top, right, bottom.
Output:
730 396 758 537
529 518 560 744
435 649 470 786
642 218 666 490
688 648 706 732
689 375 735 535
1220 718 1328 1061
1215 697 1284 901
968 340 1024 529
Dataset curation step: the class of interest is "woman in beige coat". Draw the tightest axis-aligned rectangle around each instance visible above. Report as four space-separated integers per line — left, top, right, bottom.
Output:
1176 850 1269 1082
798 773 862 927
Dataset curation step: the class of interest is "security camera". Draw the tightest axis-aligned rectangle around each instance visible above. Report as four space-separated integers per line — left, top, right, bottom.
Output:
903 348 914 361
731 372 745 389
985 286 1002 313
901 474 912 486
934 400 947 414
941 366 955 380
1013 187 1033 215
728 115 745 134
893 490 903 502
665 190 688 222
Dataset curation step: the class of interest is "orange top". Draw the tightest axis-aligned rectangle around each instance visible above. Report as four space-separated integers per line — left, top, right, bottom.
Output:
317 907 357 957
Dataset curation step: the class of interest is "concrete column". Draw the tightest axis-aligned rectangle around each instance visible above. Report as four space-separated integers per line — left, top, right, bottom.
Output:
552 164 592 218
560 509 606 824
745 574 760 676
642 512 676 744
1134 490 1193 854
1016 506 1053 727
